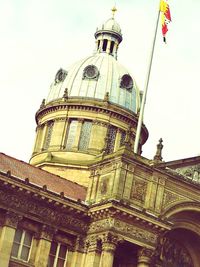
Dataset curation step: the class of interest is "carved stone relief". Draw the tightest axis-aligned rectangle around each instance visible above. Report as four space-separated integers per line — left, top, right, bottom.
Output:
176 165 200 183
0 188 87 233
162 190 187 209
88 218 157 246
153 237 193 267
131 179 147 203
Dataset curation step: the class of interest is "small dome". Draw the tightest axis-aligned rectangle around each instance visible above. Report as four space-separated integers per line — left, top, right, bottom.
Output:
98 18 122 34
46 53 141 114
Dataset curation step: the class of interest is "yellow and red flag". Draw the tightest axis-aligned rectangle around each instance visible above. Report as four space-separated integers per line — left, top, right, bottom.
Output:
160 0 171 43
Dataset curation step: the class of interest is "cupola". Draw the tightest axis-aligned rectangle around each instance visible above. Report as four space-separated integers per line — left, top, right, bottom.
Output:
94 7 122 59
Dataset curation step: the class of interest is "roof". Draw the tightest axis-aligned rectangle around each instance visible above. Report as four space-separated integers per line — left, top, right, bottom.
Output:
0 153 87 201
47 53 140 113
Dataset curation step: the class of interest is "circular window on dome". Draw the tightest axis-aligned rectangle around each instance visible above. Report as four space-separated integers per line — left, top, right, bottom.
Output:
83 65 99 80
55 68 68 83
120 74 133 91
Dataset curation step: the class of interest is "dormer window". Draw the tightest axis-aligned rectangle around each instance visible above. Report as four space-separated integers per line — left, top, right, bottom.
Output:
83 65 99 80
120 74 133 91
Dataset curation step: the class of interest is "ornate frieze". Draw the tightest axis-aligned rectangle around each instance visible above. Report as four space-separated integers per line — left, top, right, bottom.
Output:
0 188 88 233
88 218 157 246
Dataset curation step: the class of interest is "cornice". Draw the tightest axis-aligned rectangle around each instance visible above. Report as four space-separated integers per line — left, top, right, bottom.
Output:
0 171 88 213
88 200 171 232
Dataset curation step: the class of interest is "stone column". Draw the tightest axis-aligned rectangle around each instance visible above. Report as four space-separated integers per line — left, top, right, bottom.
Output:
85 236 101 267
137 248 154 267
100 233 119 267
0 211 22 267
106 40 111 54
34 225 56 267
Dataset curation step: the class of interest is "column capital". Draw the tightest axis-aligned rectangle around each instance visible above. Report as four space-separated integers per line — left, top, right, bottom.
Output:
39 225 57 241
138 247 154 264
4 211 22 228
86 235 101 253
74 236 86 253
101 232 122 252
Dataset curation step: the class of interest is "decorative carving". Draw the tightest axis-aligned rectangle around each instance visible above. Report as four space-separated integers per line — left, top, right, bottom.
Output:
63 88 68 100
88 218 157 246
163 190 186 208
138 247 155 264
124 126 132 148
40 225 57 241
4 211 22 228
100 176 110 195
0 189 88 233
131 179 147 203
104 92 109 102
86 235 101 252
154 237 193 267
153 138 164 162
176 165 200 183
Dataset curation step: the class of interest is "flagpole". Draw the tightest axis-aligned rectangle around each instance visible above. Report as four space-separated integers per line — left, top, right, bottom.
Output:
134 2 161 154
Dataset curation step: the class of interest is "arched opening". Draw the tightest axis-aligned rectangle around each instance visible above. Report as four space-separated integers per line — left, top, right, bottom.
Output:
102 39 108 52
110 41 115 54
154 210 200 267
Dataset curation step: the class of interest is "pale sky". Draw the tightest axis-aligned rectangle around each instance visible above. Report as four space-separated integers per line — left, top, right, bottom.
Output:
0 0 200 163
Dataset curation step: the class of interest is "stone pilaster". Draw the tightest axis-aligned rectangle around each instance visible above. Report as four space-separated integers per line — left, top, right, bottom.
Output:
0 211 22 267
70 236 86 267
85 236 101 267
137 248 154 267
34 225 56 267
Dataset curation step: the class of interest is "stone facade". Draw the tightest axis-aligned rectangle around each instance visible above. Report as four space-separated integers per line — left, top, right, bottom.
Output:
1 11 200 267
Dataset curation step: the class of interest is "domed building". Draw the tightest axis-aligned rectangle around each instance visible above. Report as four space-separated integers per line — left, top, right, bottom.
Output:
1 10 200 267
30 14 148 187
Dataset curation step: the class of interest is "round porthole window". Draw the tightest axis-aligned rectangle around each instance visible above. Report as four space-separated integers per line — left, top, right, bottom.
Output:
120 74 133 91
83 65 99 80
55 68 68 83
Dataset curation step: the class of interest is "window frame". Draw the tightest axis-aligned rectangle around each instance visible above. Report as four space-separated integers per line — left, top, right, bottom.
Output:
48 241 68 267
11 229 33 263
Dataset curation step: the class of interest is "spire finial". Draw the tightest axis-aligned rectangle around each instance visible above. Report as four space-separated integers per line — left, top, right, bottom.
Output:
111 6 117 18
